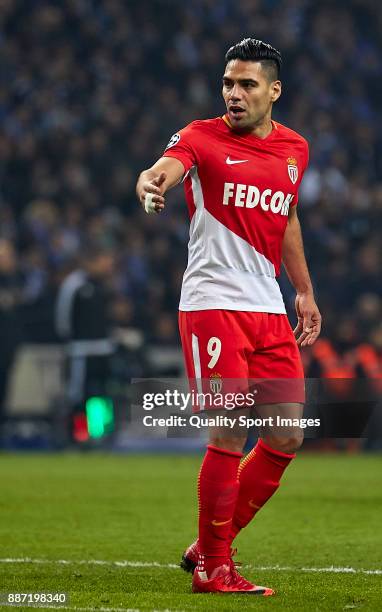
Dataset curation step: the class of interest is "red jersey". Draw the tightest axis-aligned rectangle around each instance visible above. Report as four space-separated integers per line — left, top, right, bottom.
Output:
163 115 309 313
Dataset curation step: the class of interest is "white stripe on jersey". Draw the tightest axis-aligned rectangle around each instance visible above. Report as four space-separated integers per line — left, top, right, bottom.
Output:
191 333 205 410
179 167 286 314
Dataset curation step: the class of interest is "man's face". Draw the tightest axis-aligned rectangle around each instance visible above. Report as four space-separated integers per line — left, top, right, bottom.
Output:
222 60 281 131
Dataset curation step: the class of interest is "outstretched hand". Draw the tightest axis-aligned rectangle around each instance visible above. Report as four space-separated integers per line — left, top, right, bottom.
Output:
293 293 322 347
138 171 167 213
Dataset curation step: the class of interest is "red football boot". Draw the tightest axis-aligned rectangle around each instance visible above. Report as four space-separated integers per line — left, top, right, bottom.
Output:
192 559 274 595
180 540 199 573
180 540 242 575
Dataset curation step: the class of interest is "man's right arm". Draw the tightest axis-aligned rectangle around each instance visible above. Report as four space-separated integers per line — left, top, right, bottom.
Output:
136 156 185 214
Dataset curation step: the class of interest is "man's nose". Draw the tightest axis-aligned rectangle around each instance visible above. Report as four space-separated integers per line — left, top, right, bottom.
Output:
230 83 243 100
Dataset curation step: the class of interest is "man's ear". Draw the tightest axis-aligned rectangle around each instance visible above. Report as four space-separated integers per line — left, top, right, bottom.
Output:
271 80 282 103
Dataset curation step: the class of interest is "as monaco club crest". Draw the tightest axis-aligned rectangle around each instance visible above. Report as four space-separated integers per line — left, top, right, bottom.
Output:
209 372 223 394
287 157 298 184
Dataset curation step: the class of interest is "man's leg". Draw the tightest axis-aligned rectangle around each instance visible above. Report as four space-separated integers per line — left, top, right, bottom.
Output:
229 312 307 542
196 412 247 576
178 309 250 572
230 402 304 543
191 413 274 594
179 310 275 592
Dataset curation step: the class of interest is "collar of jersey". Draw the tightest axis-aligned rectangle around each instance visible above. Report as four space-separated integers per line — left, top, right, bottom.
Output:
221 114 278 141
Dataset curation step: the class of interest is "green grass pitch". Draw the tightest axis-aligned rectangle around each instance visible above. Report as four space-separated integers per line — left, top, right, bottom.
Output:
0 451 381 611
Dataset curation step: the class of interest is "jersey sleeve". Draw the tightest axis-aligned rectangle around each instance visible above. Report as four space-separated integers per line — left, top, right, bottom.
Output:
161 123 199 173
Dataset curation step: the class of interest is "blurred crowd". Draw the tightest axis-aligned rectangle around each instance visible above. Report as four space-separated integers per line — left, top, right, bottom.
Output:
0 0 381 382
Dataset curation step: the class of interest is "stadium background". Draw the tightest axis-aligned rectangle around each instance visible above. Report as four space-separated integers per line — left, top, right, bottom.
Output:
0 0 381 448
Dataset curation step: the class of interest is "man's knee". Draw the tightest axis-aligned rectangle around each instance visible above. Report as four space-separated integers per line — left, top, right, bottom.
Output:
208 408 250 453
263 430 304 454
209 434 247 454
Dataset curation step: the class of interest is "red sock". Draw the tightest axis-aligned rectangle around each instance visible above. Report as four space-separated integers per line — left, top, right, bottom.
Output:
230 439 295 542
197 444 242 576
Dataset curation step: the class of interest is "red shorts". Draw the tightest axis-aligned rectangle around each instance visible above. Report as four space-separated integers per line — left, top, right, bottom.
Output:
179 310 305 410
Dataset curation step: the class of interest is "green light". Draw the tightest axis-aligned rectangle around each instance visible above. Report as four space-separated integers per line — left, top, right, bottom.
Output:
85 397 114 438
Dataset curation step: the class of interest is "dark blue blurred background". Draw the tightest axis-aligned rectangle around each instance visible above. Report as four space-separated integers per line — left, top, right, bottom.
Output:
0 1 381 427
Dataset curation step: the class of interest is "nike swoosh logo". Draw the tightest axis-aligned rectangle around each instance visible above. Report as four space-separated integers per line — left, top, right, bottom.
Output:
248 500 261 510
226 156 249 165
211 519 231 526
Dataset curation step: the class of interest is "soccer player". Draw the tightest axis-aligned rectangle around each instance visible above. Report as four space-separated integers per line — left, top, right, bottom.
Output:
136 38 321 595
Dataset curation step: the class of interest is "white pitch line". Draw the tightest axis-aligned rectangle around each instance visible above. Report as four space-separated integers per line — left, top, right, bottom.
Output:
0 607 184 612
0 604 185 612
0 557 381 575
0 607 139 612
245 564 382 575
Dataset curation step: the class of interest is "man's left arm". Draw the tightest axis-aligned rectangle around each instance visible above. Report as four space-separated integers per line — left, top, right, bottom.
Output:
282 205 322 347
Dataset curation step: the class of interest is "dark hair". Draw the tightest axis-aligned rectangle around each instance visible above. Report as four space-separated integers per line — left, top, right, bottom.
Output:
225 38 282 80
